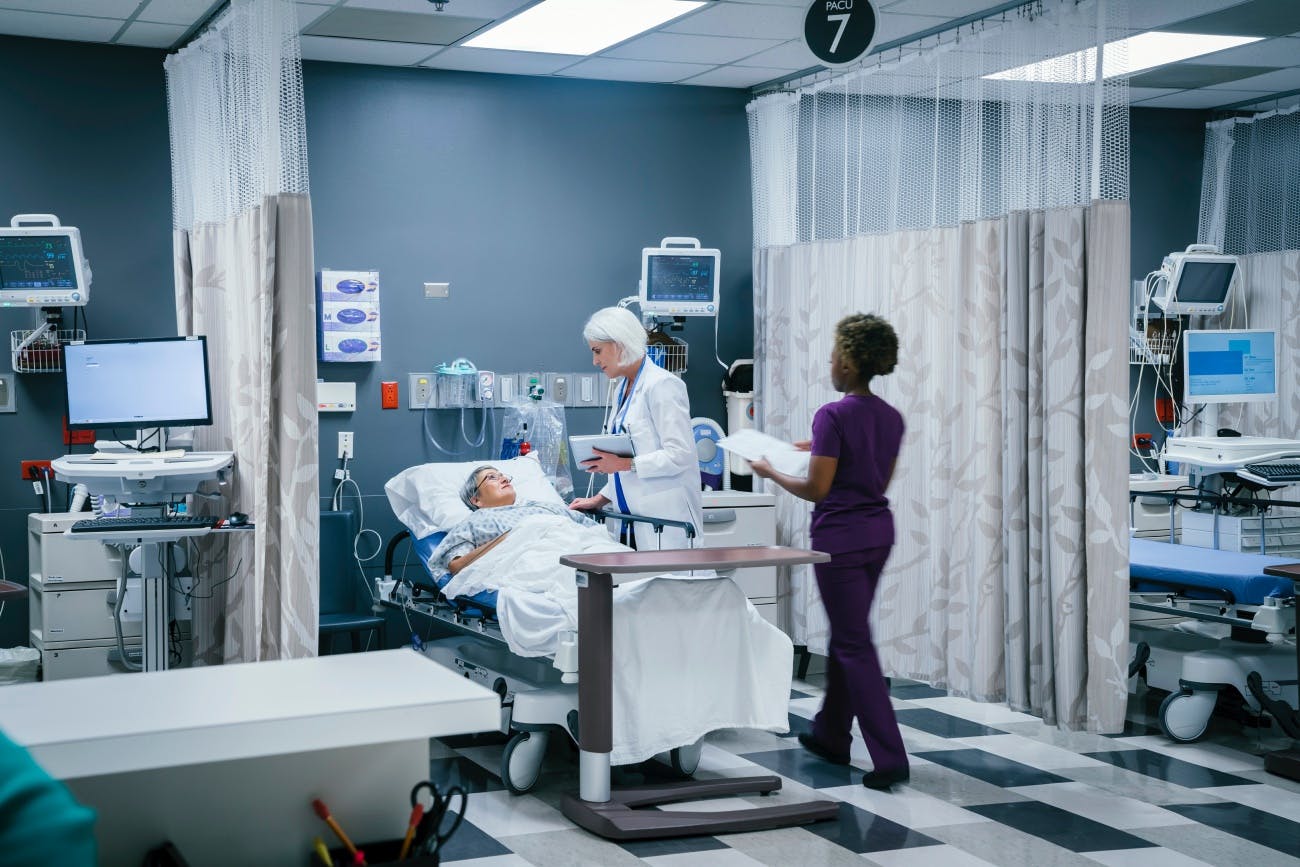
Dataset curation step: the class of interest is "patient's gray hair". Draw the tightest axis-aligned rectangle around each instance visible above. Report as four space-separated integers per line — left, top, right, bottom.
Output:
460 465 497 510
583 307 647 367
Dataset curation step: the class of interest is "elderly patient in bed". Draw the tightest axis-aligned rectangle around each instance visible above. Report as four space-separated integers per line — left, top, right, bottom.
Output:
429 465 598 577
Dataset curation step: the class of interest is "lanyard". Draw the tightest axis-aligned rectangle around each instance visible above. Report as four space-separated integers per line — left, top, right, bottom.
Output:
608 359 646 435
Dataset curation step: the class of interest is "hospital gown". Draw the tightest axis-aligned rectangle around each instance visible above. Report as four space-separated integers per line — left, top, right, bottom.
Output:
428 501 596 576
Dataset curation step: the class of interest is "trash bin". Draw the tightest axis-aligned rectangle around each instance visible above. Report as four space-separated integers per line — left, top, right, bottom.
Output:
0 647 39 685
723 360 755 491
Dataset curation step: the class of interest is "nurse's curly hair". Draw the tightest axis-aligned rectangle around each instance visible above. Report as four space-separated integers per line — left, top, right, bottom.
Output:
835 314 898 379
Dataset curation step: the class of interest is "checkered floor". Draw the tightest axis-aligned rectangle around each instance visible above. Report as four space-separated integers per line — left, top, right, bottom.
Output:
423 678 1300 867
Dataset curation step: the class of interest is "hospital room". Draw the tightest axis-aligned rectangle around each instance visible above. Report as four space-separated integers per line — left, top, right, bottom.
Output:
2 0 1300 863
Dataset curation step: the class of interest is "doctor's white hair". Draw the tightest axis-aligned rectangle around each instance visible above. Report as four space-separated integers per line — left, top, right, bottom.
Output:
583 307 647 367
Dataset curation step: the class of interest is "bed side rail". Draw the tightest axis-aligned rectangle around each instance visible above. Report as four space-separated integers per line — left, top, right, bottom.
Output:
585 508 697 541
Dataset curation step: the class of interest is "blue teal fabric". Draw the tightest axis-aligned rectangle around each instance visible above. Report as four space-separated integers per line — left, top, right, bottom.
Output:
0 728 96 866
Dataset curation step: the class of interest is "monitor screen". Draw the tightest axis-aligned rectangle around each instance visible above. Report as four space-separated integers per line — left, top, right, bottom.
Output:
64 337 213 430
1175 260 1236 303
641 246 720 317
0 226 89 307
1183 329 1277 405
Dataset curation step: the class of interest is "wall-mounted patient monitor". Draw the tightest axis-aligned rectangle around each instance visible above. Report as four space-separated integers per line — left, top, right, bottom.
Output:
1152 244 1237 316
1183 329 1276 405
640 237 720 317
0 214 90 307
64 336 213 429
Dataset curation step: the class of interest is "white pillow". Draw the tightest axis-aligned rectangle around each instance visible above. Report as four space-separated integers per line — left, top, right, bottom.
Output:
384 453 565 540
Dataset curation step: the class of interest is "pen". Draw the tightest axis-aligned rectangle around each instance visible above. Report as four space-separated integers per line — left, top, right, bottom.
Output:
397 803 424 861
312 798 366 865
312 836 334 866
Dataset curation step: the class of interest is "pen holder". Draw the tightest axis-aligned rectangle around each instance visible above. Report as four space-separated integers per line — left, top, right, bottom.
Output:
316 839 441 866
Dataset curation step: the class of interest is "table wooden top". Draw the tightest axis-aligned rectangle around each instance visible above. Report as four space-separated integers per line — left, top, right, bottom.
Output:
1263 562 1300 579
560 545 830 574
0 580 25 599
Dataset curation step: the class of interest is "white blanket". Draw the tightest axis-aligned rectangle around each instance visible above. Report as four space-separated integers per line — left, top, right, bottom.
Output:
445 515 793 765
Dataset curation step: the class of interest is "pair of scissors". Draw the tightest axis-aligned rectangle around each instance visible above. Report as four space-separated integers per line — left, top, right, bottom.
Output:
409 780 467 858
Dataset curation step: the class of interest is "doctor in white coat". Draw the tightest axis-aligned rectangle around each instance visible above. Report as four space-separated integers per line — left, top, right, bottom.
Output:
569 306 704 550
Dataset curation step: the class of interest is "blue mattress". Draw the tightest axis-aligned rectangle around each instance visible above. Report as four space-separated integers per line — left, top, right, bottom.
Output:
1130 538 1296 605
413 531 499 613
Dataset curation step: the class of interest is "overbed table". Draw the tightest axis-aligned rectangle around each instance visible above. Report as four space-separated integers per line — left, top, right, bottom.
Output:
559 545 835 840
1261 562 1300 782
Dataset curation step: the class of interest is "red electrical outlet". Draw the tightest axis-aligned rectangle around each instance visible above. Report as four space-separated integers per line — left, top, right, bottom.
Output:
381 381 399 410
21 460 52 480
62 416 95 446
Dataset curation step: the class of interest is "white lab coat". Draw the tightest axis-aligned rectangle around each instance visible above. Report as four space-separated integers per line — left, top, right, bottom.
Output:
599 357 704 550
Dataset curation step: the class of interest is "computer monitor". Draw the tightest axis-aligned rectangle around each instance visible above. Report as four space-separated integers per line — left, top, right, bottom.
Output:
1182 329 1277 405
0 215 90 307
64 336 213 430
1152 245 1237 316
640 238 720 317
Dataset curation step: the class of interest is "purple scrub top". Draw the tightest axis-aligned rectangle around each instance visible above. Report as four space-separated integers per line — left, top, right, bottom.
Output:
809 393 904 554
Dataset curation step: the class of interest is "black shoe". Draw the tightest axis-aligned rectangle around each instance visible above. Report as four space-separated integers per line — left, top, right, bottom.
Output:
798 732 850 765
862 766 909 790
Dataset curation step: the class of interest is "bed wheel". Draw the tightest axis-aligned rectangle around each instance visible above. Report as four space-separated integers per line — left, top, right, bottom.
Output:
670 743 702 777
1159 688 1214 743
502 731 548 795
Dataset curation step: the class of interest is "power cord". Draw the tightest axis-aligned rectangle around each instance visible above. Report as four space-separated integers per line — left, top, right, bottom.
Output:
331 455 383 606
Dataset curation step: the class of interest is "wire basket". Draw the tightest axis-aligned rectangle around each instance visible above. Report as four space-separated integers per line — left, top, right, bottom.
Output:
11 328 84 373
1129 332 1178 366
646 336 688 375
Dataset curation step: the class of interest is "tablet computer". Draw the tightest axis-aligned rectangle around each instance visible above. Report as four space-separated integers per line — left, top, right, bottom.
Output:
569 433 634 466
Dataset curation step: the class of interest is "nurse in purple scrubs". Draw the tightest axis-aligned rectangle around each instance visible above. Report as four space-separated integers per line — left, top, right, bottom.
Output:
750 313 909 791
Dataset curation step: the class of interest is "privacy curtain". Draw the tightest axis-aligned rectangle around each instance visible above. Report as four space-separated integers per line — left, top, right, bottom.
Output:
165 0 318 663
749 0 1131 730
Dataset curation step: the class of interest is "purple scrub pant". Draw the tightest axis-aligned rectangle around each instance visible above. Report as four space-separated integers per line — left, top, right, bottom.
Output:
810 545 908 773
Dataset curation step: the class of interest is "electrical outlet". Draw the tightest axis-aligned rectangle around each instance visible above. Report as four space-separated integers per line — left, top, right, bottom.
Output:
0 373 13 413
576 374 600 406
381 381 399 409
21 459 51 480
409 373 434 409
495 373 518 406
338 431 354 460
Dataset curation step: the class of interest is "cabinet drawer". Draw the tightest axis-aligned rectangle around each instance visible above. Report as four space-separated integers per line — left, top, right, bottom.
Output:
30 585 140 642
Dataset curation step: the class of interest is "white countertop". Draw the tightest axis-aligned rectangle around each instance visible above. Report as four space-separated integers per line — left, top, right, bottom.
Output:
1 649 499 779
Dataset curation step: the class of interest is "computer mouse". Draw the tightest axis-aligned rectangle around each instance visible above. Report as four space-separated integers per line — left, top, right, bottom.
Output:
227 512 248 526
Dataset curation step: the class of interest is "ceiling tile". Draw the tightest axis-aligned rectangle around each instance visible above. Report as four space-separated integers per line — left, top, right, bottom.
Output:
882 0 1000 16
604 31 783 65
678 64 796 87
556 56 715 84
137 0 222 27
872 11 950 45
665 2 803 39
1189 34 1300 66
420 46 579 75
1128 63 1280 89
297 3 333 29
299 34 440 65
117 20 187 48
342 0 530 15
1232 94 1300 111
0 0 138 15
1163 0 1300 37
1205 65 1300 91
306 7 489 45
733 38 817 69
1134 87 1279 109
0 9 123 42
1129 0 1244 30
722 0 810 6
1127 86 1183 102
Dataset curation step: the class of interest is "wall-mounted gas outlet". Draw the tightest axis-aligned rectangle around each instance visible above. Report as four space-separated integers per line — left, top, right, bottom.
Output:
0 373 14 413
523 372 543 399
495 373 518 406
408 373 434 409
545 373 570 405
338 431 354 460
575 373 600 407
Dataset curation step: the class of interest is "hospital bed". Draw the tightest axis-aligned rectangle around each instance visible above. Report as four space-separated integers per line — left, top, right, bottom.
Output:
381 455 792 796
1128 498 1298 742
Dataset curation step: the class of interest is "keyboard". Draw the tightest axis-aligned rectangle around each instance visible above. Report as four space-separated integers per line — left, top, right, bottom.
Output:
1238 462 1300 485
70 515 215 533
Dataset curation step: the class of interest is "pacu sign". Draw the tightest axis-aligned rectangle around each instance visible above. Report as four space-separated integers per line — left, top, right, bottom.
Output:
804 0 877 66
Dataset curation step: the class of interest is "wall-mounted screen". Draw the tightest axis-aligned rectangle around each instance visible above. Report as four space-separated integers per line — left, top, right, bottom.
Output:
65 337 212 430
1183 329 1277 405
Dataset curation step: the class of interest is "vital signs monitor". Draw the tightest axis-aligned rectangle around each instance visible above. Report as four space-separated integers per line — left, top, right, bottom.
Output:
65 336 213 429
640 237 720 317
1183 329 1277 405
1151 245 1238 316
0 214 90 307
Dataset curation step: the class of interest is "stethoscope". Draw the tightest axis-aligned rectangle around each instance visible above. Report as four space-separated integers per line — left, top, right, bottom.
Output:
604 359 646 436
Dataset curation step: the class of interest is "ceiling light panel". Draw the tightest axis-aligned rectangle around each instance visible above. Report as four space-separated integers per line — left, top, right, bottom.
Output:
986 32 1262 83
463 0 707 56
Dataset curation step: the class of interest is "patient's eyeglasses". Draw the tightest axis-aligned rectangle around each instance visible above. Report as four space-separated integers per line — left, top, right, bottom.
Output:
474 472 511 492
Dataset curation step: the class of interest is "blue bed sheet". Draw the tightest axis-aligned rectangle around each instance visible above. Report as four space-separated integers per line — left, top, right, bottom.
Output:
1130 538 1296 605
413 531 500 612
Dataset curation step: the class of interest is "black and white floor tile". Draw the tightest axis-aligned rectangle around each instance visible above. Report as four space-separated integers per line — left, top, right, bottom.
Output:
422 679 1300 867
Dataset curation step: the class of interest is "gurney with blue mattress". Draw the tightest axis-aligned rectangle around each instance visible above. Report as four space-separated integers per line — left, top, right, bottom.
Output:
1128 538 1297 743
